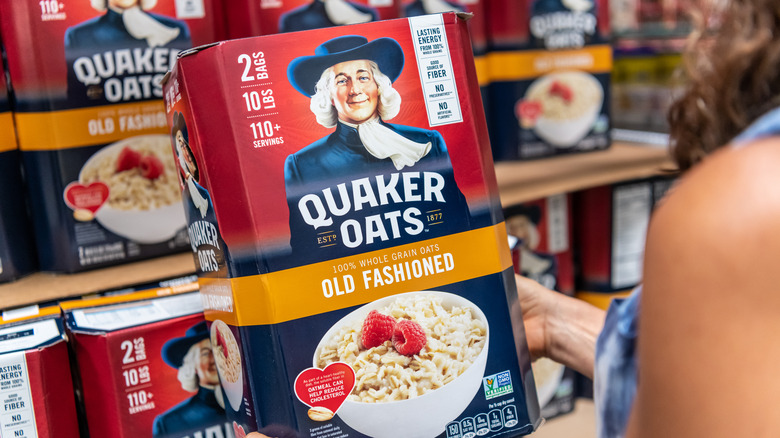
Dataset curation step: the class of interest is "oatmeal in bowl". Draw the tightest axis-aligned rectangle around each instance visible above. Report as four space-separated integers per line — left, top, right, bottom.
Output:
518 70 604 148
313 291 489 438
79 134 186 243
210 319 244 411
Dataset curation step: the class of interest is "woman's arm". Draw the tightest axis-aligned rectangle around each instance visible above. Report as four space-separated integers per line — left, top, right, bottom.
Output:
627 138 780 437
515 274 605 378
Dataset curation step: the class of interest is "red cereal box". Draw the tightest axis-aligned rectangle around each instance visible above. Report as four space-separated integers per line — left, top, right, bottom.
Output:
165 13 541 437
61 288 234 438
574 176 675 309
0 0 224 273
0 306 80 438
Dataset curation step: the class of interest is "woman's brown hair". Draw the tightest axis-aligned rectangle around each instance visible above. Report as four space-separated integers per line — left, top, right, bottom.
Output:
668 0 780 171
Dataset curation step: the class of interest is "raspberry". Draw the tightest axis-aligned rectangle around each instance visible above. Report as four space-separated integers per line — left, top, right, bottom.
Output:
139 154 164 180
549 80 573 104
392 319 427 356
361 310 396 349
215 329 229 359
116 146 141 172
233 422 247 438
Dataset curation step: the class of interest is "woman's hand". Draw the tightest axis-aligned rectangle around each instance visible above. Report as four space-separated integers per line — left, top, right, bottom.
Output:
513 274 605 379
514 274 556 361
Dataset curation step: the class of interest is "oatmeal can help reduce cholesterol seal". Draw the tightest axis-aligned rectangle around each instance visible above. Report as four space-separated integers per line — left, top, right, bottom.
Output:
165 13 541 437
0 0 225 272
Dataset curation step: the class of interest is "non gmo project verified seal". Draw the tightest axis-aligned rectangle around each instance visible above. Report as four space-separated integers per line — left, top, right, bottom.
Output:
483 370 513 400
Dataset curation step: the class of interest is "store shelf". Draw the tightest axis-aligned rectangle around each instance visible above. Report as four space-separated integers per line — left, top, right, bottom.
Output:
612 23 693 41
495 141 674 206
0 252 196 311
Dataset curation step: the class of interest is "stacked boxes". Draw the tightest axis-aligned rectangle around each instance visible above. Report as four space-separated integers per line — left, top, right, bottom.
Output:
0 0 224 272
504 194 575 419
0 56 37 282
486 0 612 160
0 305 80 438
165 13 540 437
60 288 233 438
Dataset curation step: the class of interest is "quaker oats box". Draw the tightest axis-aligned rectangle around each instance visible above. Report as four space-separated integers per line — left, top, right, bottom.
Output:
0 58 38 283
0 305 80 438
0 0 225 273
573 176 675 309
486 0 612 160
224 0 403 39
61 289 236 438
504 194 575 420
164 12 541 437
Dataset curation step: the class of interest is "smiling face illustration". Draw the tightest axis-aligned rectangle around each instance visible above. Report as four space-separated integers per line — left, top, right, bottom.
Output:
330 59 380 124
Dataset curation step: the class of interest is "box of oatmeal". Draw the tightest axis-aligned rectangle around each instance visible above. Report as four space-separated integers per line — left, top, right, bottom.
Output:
61 288 236 438
504 194 575 420
164 12 540 437
0 305 80 438
486 0 612 160
0 54 38 283
224 0 402 39
574 176 675 309
0 0 224 273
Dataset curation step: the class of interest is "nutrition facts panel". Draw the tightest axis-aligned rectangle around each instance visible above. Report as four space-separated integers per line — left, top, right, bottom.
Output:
445 404 521 438
0 352 37 438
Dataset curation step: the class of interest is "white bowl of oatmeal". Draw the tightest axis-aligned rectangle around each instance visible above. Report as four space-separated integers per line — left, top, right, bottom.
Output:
532 357 565 408
79 135 186 244
210 319 243 412
313 291 489 438
523 70 604 148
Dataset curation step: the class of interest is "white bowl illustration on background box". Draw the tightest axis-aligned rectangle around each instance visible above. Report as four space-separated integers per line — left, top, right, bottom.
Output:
532 357 566 408
313 291 490 438
210 319 244 412
523 70 604 148
79 134 186 244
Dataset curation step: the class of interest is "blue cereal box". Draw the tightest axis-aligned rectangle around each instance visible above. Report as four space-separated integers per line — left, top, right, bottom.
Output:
487 0 612 160
0 0 224 272
0 54 37 282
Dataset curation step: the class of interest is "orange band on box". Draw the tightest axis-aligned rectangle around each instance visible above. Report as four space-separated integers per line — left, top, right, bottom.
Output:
0 306 61 324
487 45 613 82
202 224 513 326
0 112 17 153
474 55 489 87
15 101 168 151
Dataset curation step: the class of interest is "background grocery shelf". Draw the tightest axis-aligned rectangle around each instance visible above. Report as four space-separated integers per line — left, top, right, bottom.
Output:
495 141 673 206
0 252 196 311
0 141 672 311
